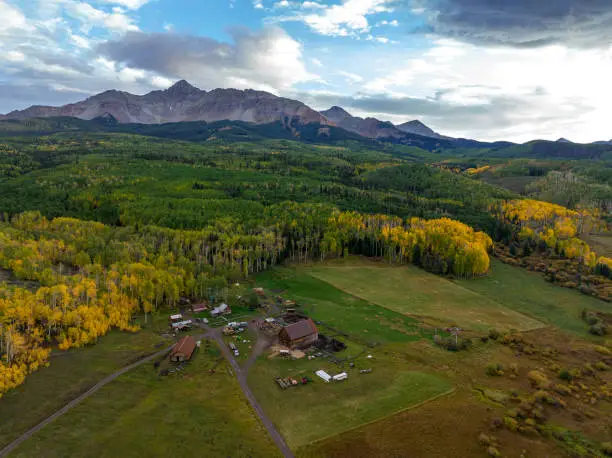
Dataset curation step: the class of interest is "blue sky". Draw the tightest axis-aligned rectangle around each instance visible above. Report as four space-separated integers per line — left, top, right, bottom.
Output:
2 0 612 142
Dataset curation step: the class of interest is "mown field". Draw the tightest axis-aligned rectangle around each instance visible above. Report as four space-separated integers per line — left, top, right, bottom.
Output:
457 260 612 338
248 349 452 450
8 342 281 458
306 258 545 332
0 329 167 449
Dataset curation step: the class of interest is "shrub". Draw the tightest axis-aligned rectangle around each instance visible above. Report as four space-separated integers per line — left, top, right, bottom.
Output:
602 442 612 456
595 361 610 371
569 368 582 379
554 384 571 396
478 433 492 446
487 363 504 376
593 345 611 356
589 322 608 336
586 314 601 325
504 416 519 432
488 329 500 340
528 370 550 389
559 370 573 381
487 446 501 457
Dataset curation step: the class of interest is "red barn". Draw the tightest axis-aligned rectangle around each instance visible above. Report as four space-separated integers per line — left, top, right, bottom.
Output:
279 319 318 349
170 336 197 362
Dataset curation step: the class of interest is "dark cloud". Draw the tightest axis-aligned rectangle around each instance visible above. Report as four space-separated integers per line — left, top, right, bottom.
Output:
96 27 311 91
414 0 612 48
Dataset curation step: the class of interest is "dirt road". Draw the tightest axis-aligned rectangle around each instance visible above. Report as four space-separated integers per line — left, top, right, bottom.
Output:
1 326 293 458
206 325 295 458
0 344 175 458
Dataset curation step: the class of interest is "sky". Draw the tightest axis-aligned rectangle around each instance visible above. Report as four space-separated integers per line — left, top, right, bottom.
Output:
2 0 612 143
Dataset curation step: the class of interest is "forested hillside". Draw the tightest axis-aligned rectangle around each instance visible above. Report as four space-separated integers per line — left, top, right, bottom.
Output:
1 127 611 396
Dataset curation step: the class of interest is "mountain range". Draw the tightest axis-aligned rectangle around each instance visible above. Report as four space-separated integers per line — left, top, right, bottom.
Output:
1 80 611 149
0 80 458 144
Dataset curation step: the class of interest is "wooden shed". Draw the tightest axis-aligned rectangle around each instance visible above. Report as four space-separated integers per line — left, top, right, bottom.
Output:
170 335 197 362
279 319 318 349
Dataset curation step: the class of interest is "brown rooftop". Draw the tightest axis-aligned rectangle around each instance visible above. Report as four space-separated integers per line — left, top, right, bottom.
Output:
170 335 196 360
283 319 318 340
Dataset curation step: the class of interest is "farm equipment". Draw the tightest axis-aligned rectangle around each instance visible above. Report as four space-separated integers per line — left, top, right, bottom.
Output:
275 376 309 389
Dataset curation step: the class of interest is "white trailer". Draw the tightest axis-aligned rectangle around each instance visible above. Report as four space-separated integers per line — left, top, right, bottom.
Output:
332 372 348 382
315 370 332 382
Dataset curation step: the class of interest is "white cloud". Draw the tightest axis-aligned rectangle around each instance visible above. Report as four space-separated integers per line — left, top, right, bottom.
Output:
99 0 151 9
311 57 323 67
377 19 398 26
338 70 363 83
254 0 264 8
97 27 316 93
66 2 139 33
301 1 326 8
274 0 291 7
279 0 394 37
0 1 31 32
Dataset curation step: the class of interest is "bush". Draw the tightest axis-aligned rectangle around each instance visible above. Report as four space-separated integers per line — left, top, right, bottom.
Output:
554 383 571 396
528 370 550 389
487 446 501 457
602 442 612 456
504 416 519 432
589 322 608 336
595 361 610 371
478 433 492 446
488 328 500 340
593 345 611 355
486 363 504 376
559 370 573 381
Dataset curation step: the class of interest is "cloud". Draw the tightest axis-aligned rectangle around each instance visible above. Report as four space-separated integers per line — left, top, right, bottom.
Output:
415 0 612 48
100 0 152 9
311 57 323 67
273 0 394 37
338 70 364 83
298 88 592 142
66 2 140 33
97 27 315 92
0 0 31 33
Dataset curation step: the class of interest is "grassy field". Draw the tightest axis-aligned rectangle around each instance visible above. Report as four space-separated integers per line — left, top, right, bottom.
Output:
9 342 282 458
306 259 544 332
248 351 452 449
457 259 612 338
256 267 426 345
0 329 168 449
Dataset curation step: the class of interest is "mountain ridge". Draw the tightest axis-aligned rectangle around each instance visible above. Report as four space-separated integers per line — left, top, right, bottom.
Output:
1 80 332 127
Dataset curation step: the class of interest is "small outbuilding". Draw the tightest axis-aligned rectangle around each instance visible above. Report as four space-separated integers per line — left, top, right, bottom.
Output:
170 335 197 362
211 303 231 317
279 319 318 349
191 303 208 313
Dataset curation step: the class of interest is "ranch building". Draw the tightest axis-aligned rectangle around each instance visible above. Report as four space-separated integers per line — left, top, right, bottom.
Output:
279 319 318 349
170 335 197 362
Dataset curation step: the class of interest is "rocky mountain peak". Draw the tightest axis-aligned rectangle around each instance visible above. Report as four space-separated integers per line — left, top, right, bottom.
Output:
320 106 352 124
396 120 442 139
165 80 202 98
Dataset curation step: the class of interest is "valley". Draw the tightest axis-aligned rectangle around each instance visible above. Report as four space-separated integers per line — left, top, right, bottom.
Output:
1 84 612 457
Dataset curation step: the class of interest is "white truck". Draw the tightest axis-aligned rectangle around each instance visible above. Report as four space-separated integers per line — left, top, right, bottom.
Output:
229 342 239 357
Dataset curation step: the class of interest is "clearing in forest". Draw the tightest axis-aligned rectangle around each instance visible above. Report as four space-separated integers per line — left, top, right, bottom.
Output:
307 259 544 332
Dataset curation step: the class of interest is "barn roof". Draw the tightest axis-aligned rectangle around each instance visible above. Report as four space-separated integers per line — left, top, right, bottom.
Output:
283 319 317 340
171 335 196 359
